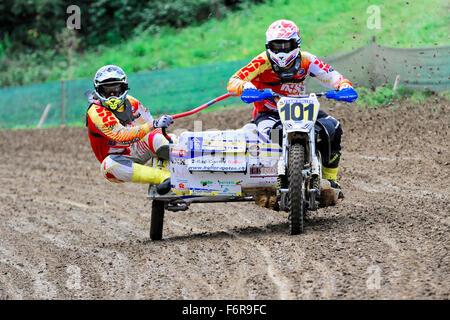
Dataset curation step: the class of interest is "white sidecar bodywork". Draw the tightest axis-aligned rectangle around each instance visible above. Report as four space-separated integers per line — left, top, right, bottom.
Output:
147 123 282 203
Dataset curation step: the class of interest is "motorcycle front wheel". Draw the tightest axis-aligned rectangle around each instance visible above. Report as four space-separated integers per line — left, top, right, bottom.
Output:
288 142 306 235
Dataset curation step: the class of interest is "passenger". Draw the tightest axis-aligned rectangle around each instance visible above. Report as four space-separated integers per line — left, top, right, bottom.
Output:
86 65 172 194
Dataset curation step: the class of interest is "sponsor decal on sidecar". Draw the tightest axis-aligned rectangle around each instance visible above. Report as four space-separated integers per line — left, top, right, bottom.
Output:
173 172 243 196
188 136 203 150
170 148 187 158
187 132 247 153
217 180 243 187
188 164 246 172
189 187 241 197
169 129 281 194
171 158 186 165
175 180 190 191
249 165 278 177
187 153 247 172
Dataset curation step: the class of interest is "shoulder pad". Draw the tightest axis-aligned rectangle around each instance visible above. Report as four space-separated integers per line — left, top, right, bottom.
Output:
300 51 314 61
126 95 140 107
126 95 142 113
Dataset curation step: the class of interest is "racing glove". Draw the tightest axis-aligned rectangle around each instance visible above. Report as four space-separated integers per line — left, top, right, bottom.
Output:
243 81 257 91
153 115 174 129
337 81 352 90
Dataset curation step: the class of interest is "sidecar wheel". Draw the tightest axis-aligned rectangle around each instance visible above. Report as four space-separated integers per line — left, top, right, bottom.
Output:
150 200 165 240
288 143 306 235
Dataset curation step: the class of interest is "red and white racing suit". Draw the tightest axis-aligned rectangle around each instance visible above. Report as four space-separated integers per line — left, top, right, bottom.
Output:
86 95 170 184
227 50 352 114
227 51 352 182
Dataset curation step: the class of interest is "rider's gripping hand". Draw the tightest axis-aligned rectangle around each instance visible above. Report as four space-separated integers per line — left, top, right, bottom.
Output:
337 81 352 90
153 115 174 129
243 81 257 91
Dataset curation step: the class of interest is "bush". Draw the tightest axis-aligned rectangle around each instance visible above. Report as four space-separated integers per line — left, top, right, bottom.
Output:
1 0 265 52
0 0 265 86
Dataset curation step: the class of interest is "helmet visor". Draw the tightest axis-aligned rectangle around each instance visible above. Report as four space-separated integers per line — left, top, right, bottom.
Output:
268 39 297 53
98 82 127 99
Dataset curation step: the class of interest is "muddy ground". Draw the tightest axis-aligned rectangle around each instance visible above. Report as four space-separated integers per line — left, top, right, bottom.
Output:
0 96 448 300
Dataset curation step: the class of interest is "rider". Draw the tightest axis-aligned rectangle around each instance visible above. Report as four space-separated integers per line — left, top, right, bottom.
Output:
86 65 172 194
227 19 355 197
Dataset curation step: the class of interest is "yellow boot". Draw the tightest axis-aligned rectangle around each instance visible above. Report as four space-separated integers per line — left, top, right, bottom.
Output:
131 163 171 194
322 166 339 187
131 163 170 185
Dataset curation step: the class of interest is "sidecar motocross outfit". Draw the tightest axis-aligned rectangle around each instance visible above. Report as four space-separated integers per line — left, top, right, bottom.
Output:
86 94 170 185
227 50 352 186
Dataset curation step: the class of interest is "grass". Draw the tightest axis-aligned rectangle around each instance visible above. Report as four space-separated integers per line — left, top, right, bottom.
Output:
73 0 450 78
356 85 449 108
2 0 449 87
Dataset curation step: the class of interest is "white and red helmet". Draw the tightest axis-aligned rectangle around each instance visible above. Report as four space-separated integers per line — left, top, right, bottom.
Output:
265 19 301 68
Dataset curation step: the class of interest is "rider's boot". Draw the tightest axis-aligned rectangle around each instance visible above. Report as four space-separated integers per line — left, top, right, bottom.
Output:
255 189 278 209
320 153 344 206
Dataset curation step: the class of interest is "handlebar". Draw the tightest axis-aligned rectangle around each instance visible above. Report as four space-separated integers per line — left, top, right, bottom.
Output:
161 93 232 144
241 88 358 103
273 91 328 98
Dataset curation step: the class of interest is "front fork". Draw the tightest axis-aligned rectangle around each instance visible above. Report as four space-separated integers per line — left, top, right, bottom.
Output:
278 129 320 211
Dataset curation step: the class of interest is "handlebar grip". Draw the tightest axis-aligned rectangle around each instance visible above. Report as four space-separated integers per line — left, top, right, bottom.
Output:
162 127 173 144
241 88 274 103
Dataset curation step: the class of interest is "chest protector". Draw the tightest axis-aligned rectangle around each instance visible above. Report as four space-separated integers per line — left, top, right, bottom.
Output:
85 91 135 128
265 52 303 86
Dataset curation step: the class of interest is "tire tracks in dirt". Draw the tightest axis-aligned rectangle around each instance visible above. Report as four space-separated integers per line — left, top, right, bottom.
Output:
0 97 448 299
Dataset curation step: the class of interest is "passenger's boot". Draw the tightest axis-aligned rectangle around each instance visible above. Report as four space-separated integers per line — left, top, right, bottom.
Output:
156 177 171 195
131 162 171 195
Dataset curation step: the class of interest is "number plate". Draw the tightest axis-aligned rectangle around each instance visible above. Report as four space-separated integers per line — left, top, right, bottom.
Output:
277 98 319 122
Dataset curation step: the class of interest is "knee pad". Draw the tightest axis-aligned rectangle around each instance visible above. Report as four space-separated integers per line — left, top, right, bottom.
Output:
146 129 167 155
156 144 170 160
317 117 342 152
317 117 338 139
101 155 134 183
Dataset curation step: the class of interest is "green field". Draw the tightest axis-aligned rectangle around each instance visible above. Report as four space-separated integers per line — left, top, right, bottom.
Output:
2 0 448 87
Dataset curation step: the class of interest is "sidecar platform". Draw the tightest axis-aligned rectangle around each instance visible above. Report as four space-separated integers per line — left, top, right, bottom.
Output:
148 184 260 211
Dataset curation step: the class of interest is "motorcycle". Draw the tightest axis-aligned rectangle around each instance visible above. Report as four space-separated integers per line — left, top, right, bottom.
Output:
147 88 357 240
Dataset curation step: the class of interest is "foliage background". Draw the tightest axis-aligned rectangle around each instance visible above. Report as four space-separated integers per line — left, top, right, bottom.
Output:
0 0 448 87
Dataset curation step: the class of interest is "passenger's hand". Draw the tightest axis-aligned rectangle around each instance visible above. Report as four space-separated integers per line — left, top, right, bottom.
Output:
153 115 173 129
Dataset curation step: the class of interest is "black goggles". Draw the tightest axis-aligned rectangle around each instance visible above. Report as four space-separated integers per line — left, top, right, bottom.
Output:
98 82 127 98
268 40 297 53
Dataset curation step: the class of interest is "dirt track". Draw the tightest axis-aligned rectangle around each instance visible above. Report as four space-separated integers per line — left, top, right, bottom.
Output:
0 97 449 300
